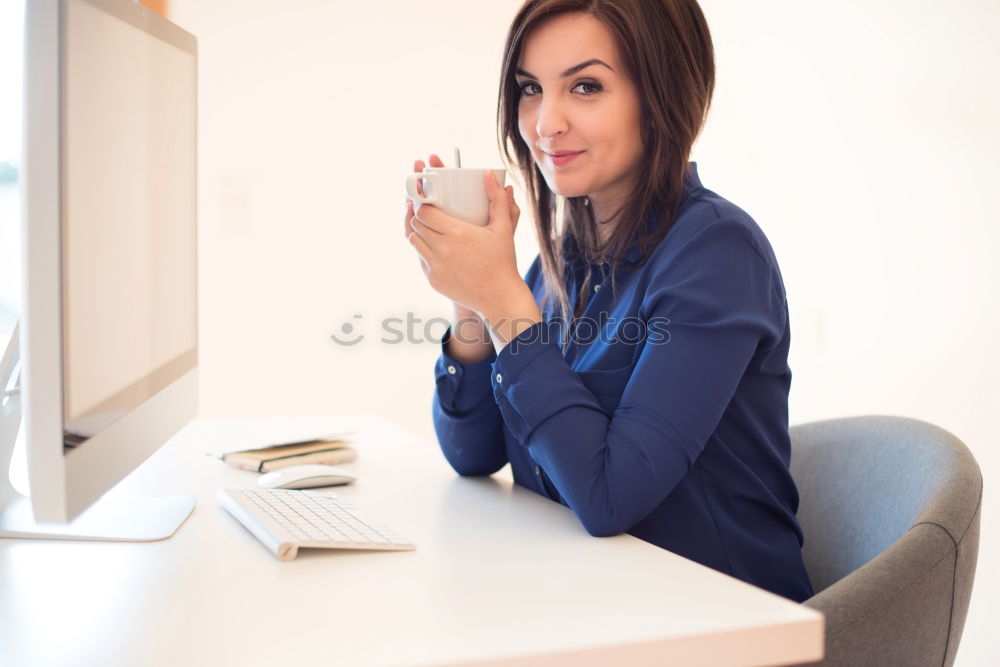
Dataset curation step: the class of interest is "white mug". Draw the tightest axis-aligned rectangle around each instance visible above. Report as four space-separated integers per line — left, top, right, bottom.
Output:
405 168 507 226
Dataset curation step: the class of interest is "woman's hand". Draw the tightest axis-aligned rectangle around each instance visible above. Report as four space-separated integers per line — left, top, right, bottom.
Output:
406 165 525 317
404 155 488 362
403 154 444 273
403 155 485 324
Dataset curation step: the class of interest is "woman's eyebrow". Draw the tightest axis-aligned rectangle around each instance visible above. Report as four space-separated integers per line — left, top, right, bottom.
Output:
515 58 615 80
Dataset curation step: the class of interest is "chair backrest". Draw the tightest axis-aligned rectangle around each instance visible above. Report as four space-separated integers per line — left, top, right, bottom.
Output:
790 415 981 666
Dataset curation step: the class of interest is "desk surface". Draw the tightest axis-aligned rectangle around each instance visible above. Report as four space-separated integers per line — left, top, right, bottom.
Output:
0 414 823 666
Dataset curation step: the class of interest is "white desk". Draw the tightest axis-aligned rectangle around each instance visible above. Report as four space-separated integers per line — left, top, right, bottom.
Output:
0 414 823 666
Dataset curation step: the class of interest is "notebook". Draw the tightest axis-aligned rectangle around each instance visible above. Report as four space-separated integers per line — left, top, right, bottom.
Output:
220 436 357 473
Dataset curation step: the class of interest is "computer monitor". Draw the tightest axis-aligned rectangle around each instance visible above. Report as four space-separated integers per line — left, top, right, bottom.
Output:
0 0 198 540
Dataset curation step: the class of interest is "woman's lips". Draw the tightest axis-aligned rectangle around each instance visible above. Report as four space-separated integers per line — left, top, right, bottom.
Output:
545 151 584 167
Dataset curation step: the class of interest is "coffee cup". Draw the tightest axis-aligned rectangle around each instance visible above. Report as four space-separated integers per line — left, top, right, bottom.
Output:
405 168 507 226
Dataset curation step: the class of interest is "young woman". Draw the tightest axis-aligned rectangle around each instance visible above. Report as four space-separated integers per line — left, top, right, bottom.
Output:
405 0 813 602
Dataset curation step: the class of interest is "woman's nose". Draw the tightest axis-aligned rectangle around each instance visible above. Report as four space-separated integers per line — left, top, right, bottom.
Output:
536 97 568 138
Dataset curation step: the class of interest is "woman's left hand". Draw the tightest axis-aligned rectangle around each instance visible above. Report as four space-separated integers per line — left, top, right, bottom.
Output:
407 172 525 315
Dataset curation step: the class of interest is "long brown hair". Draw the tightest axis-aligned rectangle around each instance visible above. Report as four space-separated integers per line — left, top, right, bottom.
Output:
498 0 715 338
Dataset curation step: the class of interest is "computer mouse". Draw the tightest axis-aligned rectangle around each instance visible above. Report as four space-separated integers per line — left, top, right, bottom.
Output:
258 464 356 490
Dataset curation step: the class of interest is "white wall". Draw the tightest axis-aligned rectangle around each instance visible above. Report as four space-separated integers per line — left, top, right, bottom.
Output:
168 1 999 663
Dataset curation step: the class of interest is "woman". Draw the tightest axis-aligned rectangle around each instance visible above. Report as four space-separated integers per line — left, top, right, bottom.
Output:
405 0 813 602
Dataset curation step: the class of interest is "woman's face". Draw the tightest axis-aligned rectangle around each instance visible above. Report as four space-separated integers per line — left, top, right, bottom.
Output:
516 12 644 217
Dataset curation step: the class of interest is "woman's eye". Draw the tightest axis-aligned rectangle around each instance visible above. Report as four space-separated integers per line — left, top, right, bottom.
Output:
518 80 601 97
573 80 603 95
519 82 542 97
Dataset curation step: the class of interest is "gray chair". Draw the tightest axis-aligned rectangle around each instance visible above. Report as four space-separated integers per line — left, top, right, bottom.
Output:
790 416 982 667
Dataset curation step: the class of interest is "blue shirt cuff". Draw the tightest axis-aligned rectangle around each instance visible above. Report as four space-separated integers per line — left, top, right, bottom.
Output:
434 325 498 415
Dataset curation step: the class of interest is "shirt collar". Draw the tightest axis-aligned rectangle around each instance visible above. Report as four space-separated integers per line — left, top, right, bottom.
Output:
621 162 702 265
561 162 702 269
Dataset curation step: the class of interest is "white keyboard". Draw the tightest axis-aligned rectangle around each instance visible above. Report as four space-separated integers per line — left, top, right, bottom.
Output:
217 488 416 561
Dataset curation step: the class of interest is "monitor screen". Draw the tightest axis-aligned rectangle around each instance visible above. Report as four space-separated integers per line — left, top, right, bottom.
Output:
61 0 197 440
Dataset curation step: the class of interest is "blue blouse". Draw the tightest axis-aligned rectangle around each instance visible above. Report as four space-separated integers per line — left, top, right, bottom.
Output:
432 163 814 602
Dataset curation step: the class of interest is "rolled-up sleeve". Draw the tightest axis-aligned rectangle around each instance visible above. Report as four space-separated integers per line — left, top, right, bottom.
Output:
490 220 785 537
432 326 508 476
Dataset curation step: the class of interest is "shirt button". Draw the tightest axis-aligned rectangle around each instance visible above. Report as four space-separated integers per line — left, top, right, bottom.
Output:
535 466 542 477
594 284 601 293
495 373 503 384
446 364 457 375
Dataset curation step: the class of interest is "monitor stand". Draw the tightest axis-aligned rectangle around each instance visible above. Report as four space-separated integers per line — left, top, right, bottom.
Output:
0 322 195 541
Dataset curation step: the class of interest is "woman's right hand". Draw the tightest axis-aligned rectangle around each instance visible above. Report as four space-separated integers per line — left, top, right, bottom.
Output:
405 153 451 292
405 154 474 318
404 154 492 361
404 153 445 248
403 154 479 314
403 154 521 267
